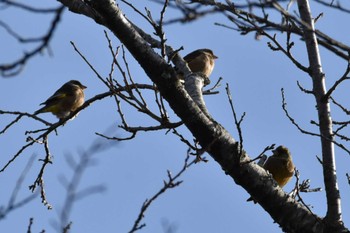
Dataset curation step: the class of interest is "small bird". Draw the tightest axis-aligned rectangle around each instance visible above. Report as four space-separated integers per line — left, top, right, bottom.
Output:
34 80 87 120
184 48 218 78
247 145 295 202
180 48 218 79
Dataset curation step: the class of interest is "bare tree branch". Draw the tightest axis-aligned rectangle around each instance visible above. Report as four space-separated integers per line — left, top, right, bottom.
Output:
0 6 65 77
0 155 38 220
56 138 113 231
129 153 196 233
55 1 332 232
297 0 342 227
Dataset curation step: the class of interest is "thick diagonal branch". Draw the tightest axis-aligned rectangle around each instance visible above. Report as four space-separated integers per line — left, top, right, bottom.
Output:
57 0 342 231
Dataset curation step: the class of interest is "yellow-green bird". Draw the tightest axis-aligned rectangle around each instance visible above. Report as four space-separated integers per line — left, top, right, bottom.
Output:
264 146 295 186
247 145 295 202
34 80 87 120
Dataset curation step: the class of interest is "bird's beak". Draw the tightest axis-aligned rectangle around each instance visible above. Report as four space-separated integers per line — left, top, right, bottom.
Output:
82 85 87 89
213 55 218 59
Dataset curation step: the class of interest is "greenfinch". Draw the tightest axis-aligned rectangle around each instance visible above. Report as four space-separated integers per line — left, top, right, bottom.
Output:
263 146 295 186
247 145 295 202
34 80 87 120
183 48 218 78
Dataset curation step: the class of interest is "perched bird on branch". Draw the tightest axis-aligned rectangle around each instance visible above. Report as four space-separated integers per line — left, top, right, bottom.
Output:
247 145 295 202
183 48 218 78
34 80 87 120
177 49 218 84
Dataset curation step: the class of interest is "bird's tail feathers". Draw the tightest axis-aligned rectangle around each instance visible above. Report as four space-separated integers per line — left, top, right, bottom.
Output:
34 105 52 115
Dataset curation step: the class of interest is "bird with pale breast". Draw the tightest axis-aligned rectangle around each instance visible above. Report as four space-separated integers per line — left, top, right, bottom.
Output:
34 80 87 120
177 49 218 83
247 145 295 202
183 48 218 78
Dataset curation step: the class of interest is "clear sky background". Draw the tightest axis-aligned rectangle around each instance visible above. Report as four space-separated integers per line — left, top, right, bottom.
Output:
1 0 350 232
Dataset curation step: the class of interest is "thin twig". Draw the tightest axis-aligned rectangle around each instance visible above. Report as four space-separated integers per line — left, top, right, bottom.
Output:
241 144 275 165
225 83 245 158
0 6 65 77
281 88 321 137
289 169 321 222
28 136 53 209
324 60 350 100
70 41 107 85
129 153 197 233
0 155 38 220
27 218 34 233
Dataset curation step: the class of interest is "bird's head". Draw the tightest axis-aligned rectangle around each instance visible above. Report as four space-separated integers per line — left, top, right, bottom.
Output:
272 145 291 159
200 49 218 60
68 80 87 89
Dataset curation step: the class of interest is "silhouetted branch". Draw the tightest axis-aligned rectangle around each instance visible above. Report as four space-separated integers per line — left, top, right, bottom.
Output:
331 97 350 115
297 80 314 94
62 222 72 233
242 144 275 165
289 169 322 220
0 83 159 173
129 153 197 233
314 0 350 14
225 83 245 158
70 41 107 85
324 60 350 100
0 155 38 220
202 77 222 95
283 89 350 154
281 88 321 137
0 0 59 13
0 5 65 77
56 137 113 231
27 217 34 233
0 111 51 134
156 0 350 61
28 136 53 209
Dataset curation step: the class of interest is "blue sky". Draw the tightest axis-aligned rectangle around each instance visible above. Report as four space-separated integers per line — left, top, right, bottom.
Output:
1 0 350 232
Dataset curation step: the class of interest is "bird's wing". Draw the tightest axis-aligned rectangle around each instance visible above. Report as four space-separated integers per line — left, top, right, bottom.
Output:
183 51 199 62
265 157 293 175
40 92 67 106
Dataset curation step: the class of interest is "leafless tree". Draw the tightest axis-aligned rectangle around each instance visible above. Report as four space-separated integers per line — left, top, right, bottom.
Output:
1 0 350 232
